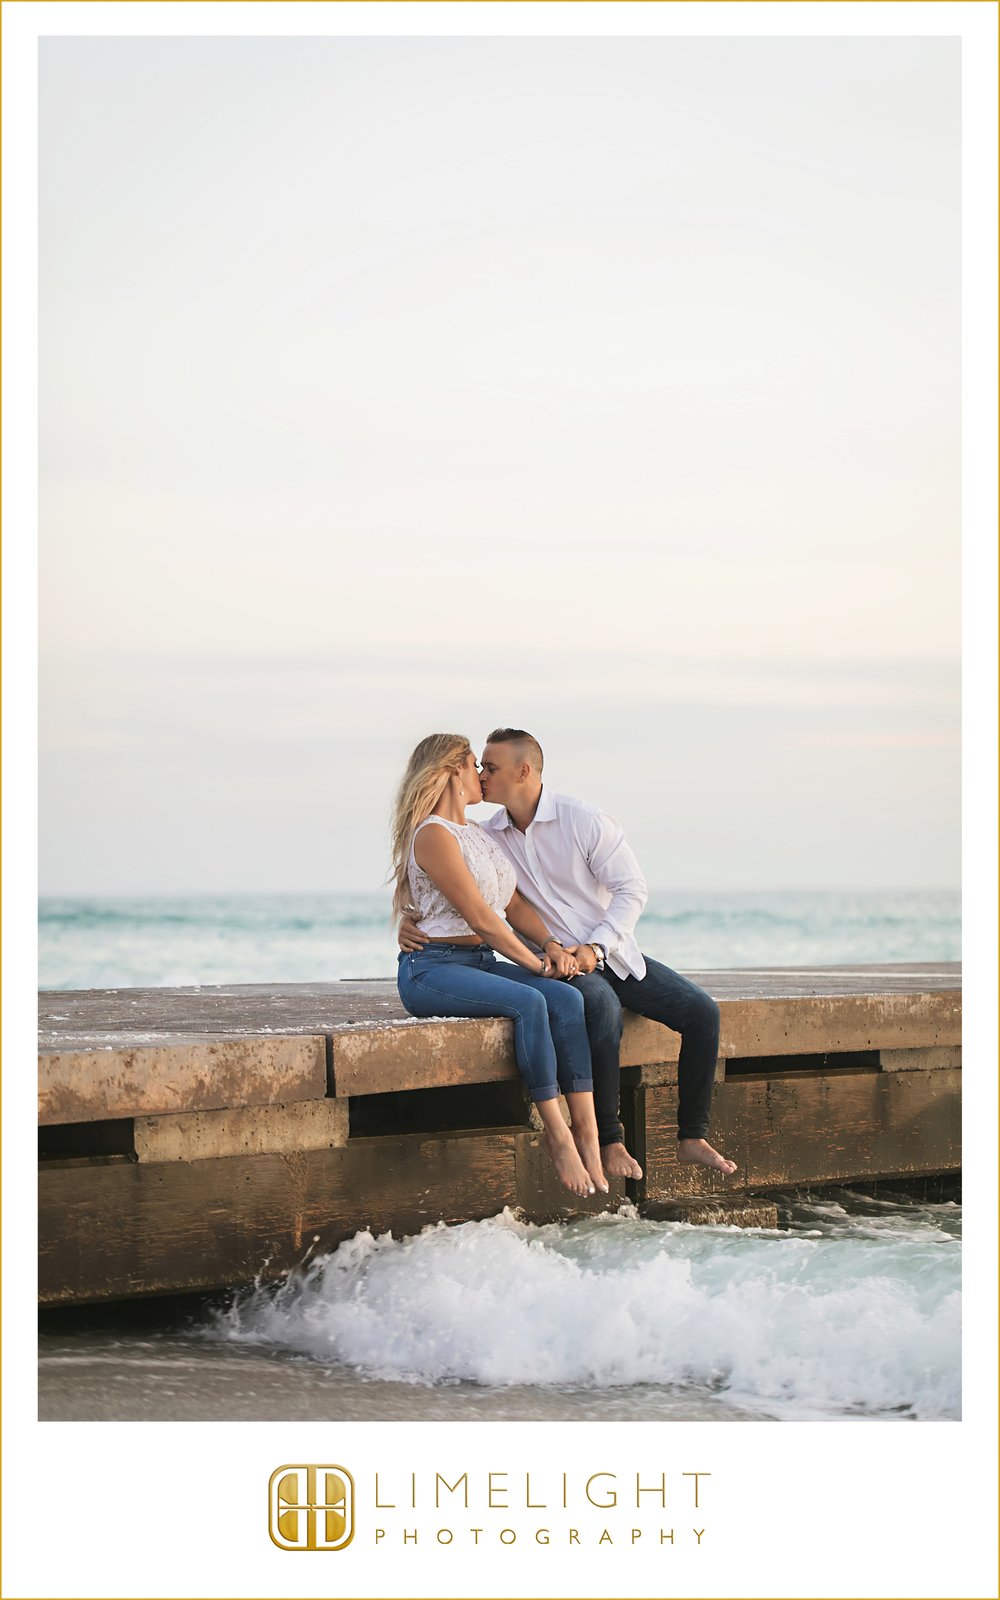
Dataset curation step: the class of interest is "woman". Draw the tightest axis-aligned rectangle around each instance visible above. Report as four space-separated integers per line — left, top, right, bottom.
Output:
390 733 608 1198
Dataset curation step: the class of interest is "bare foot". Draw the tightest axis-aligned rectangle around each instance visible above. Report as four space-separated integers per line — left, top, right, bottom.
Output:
601 1141 643 1181
545 1129 596 1198
571 1128 610 1193
677 1137 737 1175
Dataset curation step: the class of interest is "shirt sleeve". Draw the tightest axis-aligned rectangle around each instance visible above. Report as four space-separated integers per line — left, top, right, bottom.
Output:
578 810 648 958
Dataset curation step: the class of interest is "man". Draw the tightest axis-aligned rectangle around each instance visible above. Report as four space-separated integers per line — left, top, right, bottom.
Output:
400 727 736 1180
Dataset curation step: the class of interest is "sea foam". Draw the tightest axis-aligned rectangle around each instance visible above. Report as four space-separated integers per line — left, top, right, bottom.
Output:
207 1203 960 1420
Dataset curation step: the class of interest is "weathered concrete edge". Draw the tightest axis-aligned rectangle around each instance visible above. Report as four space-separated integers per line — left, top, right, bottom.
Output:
38 1036 328 1126
37 991 961 1123
133 1098 349 1162
331 990 963 1095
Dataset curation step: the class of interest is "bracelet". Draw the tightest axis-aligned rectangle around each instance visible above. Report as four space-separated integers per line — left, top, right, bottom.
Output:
538 956 546 974
542 938 563 950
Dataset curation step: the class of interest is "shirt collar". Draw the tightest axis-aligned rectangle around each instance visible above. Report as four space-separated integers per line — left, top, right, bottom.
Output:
495 784 557 831
533 785 558 823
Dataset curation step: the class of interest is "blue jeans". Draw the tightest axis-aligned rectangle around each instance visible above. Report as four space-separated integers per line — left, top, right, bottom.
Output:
397 945 593 1103
572 958 721 1143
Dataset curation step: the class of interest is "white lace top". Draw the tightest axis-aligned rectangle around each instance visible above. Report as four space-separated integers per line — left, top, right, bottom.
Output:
408 816 517 937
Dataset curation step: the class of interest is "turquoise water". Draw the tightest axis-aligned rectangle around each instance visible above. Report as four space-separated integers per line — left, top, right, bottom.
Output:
38 887 960 990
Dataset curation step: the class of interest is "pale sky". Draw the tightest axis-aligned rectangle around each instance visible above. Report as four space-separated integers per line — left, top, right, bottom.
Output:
39 35 960 894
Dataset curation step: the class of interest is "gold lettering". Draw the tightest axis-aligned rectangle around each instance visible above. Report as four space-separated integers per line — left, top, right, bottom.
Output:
403 1529 418 1544
693 1528 706 1545
470 1528 483 1544
489 1472 509 1509
636 1472 667 1506
435 1473 468 1509
660 1529 675 1544
586 1473 617 1509
599 1529 613 1545
500 1529 516 1545
375 1529 385 1542
536 1529 551 1545
569 1529 580 1544
683 1471 711 1510
631 1529 642 1543
374 1474 395 1509
562 1472 568 1508
436 1529 453 1545
526 1472 546 1509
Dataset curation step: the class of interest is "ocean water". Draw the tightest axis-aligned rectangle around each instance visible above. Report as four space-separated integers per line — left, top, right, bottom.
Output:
208 1192 961 1420
38 887 961 990
39 1190 960 1422
37 888 961 1422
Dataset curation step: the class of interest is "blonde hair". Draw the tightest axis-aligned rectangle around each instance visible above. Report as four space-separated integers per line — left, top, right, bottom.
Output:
388 733 472 918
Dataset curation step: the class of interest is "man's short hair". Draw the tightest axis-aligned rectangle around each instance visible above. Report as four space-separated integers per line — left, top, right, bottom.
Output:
485 727 544 774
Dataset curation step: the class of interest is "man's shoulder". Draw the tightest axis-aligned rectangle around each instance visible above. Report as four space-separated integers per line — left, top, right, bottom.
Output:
545 793 626 846
549 790 611 825
480 806 507 832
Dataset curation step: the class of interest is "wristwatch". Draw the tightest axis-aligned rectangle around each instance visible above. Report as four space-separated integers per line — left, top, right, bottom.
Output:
590 943 607 970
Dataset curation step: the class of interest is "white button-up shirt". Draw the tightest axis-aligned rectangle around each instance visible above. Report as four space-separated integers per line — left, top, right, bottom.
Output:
481 787 648 980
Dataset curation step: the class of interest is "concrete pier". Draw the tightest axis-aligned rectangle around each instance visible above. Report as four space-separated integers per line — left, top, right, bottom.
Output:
38 965 961 1305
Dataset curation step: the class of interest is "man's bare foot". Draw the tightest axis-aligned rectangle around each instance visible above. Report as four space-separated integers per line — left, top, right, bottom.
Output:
677 1137 737 1175
600 1141 643 1181
571 1128 610 1193
545 1129 596 1198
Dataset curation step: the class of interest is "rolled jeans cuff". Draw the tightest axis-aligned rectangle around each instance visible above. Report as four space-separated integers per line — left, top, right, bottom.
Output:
531 1078 594 1102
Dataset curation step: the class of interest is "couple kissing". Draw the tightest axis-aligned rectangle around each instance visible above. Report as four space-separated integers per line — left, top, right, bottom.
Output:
389 727 736 1198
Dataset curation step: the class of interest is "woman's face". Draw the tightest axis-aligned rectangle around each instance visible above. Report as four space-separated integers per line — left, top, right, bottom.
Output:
459 749 483 805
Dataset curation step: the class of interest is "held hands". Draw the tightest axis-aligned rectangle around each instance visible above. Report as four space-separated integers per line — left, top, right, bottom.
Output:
398 914 431 953
537 941 579 980
398 911 584 979
563 942 598 975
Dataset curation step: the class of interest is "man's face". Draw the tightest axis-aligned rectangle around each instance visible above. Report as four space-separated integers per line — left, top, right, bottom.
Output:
479 741 525 808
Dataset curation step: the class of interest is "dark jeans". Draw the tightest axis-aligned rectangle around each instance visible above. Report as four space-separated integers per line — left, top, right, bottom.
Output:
572 957 721 1144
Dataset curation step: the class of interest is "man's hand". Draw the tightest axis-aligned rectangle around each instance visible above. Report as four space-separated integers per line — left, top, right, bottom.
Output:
398 915 431 953
563 943 598 975
546 946 580 980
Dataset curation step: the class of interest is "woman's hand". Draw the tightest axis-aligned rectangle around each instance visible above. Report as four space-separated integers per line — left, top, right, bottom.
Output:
546 947 580 980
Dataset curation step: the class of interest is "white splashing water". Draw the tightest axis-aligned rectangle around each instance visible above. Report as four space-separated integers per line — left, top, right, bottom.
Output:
206 1197 960 1420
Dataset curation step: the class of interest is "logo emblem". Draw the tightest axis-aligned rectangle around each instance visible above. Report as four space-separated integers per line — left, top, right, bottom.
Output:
269 1465 355 1551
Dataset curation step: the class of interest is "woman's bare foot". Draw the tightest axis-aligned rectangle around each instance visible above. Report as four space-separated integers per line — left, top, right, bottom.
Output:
677 1137 737 1175
601 1141 643 1181
571 1127 610 1194
544 1127 596 1198
562 1090 609 1192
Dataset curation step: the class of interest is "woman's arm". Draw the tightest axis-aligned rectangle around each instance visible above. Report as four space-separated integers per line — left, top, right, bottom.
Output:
505 890 577 978
413 828 552 973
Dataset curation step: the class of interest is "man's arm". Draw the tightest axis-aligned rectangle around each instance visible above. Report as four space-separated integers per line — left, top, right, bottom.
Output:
398 912 430 952
578 810 648 960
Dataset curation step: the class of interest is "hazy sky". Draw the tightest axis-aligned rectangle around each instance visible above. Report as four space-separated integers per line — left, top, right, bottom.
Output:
39 35 960 895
